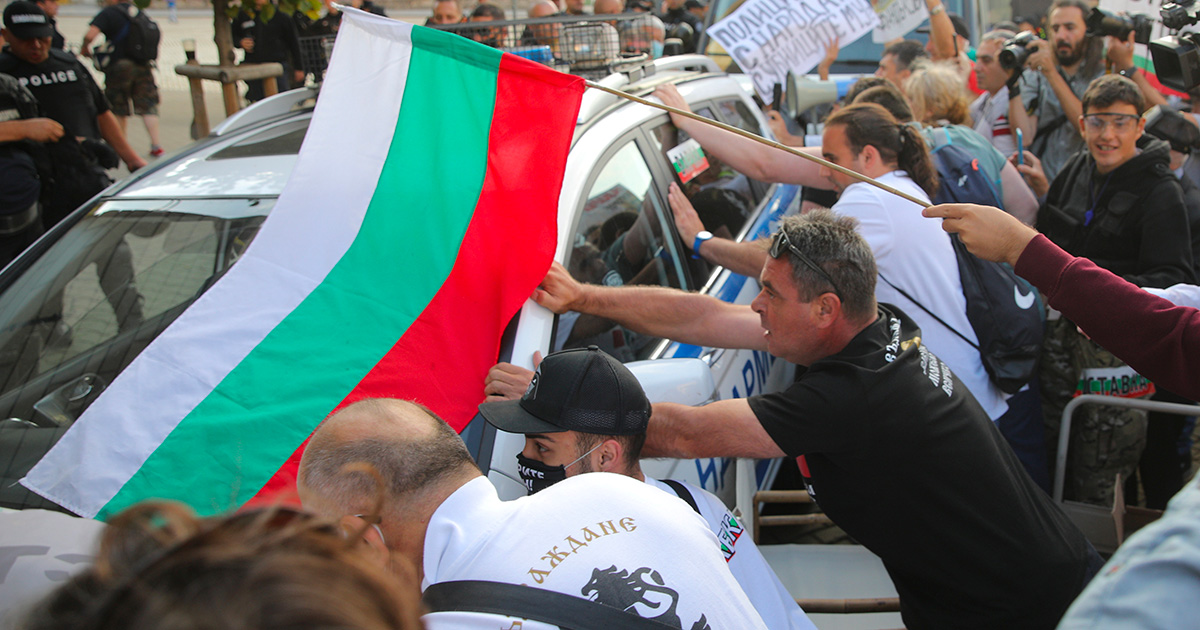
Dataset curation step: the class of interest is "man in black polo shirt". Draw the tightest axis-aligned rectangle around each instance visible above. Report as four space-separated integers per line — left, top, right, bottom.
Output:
532 209 1102 629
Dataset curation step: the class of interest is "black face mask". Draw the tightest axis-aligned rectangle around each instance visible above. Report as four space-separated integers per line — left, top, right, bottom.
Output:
517 453 567 494
515 442 601 494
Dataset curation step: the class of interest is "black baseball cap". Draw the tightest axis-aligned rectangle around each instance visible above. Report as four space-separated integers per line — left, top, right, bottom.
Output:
918 13 971 43
3 1 53 39
479 346 651 436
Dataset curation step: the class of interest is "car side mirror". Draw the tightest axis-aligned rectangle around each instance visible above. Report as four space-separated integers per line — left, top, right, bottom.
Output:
626 358 715 406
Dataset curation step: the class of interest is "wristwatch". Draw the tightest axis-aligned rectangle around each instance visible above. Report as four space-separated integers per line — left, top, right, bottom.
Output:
691 230 713 259
1117 66 1137 79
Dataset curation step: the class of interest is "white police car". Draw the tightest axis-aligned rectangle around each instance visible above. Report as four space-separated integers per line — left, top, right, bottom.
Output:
0 55 798 511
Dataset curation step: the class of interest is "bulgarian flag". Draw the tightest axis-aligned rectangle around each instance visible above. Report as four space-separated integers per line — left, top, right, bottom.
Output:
22 8 584 520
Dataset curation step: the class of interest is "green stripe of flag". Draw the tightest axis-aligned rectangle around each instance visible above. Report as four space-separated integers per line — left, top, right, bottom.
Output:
100 31 504 518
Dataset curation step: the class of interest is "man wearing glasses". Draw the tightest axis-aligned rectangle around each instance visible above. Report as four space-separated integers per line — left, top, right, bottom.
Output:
530 209 1100 629
1013 74 1195 507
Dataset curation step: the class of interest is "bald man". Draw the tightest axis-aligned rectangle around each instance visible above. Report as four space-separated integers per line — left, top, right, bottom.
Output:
522 0 561 50
529 0 558 17
594 0 623 14
298 398 768 630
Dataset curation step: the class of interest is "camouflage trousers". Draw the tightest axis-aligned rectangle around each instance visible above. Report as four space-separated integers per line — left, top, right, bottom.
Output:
1041 318 1150 506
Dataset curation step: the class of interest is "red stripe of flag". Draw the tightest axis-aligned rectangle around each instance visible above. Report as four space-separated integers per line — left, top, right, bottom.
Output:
247 57 584 508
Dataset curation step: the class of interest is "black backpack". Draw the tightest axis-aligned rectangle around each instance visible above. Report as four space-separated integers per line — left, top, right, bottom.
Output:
948 234 1044 394
921 127 1043 394
880 242 1044 395
879 130 1044 393
117 5 160 63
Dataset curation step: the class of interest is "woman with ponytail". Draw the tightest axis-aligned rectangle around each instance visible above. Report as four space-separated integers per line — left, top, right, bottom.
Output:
820 102 1012 425
823 103 939 198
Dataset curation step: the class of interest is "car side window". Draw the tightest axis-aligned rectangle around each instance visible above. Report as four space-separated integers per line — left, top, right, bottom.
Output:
557 139 686 362
648 103 766 247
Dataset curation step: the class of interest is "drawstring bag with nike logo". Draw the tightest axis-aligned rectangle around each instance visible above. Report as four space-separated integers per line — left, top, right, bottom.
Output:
880 234 1045 394
950 234 1044 394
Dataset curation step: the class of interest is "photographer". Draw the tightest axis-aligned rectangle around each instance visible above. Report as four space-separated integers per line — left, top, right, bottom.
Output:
1106 28 1168 110
1008 0 1105 181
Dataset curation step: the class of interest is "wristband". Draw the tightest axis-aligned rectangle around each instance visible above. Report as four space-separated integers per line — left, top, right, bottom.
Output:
691 230 713 259
929 3 945 15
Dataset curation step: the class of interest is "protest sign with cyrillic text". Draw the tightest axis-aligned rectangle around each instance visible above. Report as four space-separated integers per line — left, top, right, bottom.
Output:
707 0 879 104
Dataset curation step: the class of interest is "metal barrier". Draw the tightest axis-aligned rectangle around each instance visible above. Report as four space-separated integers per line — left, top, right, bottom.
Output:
298 35 336 83
1053 394 1200 503
433 13 673 78
291 15 678 86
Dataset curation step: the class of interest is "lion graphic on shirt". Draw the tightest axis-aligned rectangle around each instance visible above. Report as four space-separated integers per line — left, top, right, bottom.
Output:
580 565 711 629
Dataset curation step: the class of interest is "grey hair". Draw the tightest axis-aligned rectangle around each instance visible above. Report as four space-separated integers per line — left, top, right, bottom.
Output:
779 210 877 322
980 29 1016 46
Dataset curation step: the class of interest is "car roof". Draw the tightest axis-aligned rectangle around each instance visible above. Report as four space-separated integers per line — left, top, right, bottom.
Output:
110 57 746 202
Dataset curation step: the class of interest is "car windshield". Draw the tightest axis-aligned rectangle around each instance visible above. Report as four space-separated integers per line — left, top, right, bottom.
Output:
0 198 272 429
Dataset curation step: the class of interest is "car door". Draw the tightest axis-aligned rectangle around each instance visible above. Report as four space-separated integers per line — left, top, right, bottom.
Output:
637 95 799 500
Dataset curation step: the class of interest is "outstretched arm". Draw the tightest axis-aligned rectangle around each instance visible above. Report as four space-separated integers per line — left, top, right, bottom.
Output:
926 203 1200 400
922 202 1037 265
653 84 833 188
669 183 768 277
646 400 785 459
534 261 767 351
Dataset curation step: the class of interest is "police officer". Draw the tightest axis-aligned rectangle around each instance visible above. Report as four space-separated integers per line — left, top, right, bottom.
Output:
0 71 60 266
0 0 145 226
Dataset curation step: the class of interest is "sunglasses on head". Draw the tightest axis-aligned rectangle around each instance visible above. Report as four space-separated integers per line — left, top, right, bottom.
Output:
769 230 841 297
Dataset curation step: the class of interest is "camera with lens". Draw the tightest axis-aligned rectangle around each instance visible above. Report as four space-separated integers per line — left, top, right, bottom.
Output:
999 31 1039 70
1150 0 1200 91
1086 8 1154 44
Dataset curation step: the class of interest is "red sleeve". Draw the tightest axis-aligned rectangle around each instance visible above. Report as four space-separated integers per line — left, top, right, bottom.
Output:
1016 235 1200 400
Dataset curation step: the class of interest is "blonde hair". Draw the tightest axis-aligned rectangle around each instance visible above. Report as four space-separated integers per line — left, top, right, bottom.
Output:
904 62 974 126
